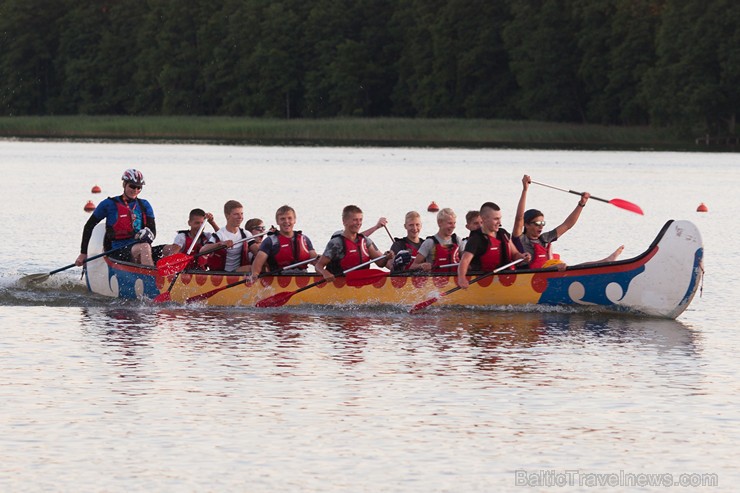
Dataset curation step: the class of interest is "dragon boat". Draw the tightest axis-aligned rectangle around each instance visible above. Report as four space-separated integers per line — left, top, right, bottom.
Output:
83 219 703 319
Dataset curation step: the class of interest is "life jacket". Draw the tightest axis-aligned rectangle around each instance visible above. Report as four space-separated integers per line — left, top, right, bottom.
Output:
393 237 420 271
469 228 512 271
328 233 370 275
110 196 147 241
429 234 459 273
178 229 209 255
394 237 420 257
205 228 250 271
527 240 553 269
269 231 312 270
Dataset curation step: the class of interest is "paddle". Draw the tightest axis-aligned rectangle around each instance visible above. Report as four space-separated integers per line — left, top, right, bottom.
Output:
256 255 388 308
409 259 523 314
20 245 126 284
153 221 208 303
530 180 644 215
382 224 395 242
156 231 267 276
184 256 317 304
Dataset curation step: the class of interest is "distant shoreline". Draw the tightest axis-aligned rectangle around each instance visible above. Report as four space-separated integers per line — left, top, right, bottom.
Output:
0 115 729 152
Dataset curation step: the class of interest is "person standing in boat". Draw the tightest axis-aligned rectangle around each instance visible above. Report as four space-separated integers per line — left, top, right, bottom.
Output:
315 205 393 282
199 200 258 272
75 168 161 266
513 174 623 270
457 202 531 289
409 208 463 273
249 205 317 277
389 211 423 272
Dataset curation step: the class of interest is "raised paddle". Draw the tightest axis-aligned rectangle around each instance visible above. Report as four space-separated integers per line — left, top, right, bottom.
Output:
255 255 388 308
530 180 644 215
20 245 126 284
184 256 318 304
153 220 208 303
409 258 523 314
156 231 268 276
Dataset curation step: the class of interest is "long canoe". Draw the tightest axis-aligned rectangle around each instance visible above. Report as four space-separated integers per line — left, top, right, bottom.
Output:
83 219 703 319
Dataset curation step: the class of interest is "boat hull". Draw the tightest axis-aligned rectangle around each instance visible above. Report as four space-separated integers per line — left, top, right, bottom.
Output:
84 220 704 319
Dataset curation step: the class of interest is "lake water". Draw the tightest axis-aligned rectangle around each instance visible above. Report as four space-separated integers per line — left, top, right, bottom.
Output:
1 140 736 492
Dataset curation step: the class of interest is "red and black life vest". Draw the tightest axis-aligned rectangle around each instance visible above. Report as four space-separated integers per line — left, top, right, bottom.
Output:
527 240 553 269
469 228 512 271
268 231 312 270
394 237 420 257
111 196 147 241
429 234 459 273
178 229 209 255
205 229 250 271
328 233 370 275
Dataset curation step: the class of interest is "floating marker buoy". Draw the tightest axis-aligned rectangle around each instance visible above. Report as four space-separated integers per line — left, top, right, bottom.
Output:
427 201 439 212
696 203 708 212
84 200 96 212
91 184 101 193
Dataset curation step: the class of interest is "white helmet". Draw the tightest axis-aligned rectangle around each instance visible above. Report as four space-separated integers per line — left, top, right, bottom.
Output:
121 168 145 185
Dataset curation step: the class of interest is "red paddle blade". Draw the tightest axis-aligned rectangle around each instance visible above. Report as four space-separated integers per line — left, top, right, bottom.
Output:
345 269 389 287
408 296 439 314
186 286 227 304
153 291 171 304
255 291 295 308
156 253 192 276
608 198 644 215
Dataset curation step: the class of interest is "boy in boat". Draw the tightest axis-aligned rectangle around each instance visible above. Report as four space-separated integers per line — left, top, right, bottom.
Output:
389 211 423 272
161 208 220 259
409 208 463 273
315 205 393 282
513 174 623 270
460 209 483 252
75 168 162 266
457 202 531 289
249 205 318 278
198 200 258 272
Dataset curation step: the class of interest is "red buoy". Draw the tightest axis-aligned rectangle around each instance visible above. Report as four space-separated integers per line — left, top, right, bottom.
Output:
696 203 708 212
91 184 101 193
427 201 439 212
84 200 96 212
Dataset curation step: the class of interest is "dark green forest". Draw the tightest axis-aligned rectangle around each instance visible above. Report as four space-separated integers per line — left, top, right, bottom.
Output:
1 0 738 136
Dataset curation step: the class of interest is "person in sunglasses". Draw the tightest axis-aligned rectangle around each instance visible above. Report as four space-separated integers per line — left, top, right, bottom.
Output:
75 168 162 266
512 174 622 270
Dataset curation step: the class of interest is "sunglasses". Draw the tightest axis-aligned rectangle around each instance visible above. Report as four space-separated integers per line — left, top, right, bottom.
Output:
126 183 142 190
530 220 546 227
252 226 266 232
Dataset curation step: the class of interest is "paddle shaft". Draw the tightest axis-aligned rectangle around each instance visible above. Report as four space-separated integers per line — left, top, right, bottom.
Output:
51 246 125 276
256 255 388 307
185 257 317 303
531 180 609 204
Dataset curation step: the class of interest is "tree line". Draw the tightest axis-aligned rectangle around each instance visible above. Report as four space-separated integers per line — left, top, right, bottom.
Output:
0 0 737 136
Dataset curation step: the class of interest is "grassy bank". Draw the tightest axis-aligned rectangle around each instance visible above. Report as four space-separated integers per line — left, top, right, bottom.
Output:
0 115 694 150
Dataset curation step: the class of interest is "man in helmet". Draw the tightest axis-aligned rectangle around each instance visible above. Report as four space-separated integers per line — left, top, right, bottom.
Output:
75 168 162 266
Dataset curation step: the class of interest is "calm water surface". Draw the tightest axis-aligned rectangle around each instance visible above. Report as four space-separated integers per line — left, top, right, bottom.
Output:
1 141 737 492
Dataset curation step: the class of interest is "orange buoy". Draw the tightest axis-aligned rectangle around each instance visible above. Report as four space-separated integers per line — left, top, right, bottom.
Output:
696 203 708 212
84 200 96 212
427 201 439 212
91 184 101 193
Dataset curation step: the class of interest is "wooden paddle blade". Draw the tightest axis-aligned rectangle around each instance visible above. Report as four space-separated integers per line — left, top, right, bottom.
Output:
345 269 389 287
19 273 51 284
608 198 644 215
156 253 192 276
153 291 171 303
255 291 295 308
408 296 439 314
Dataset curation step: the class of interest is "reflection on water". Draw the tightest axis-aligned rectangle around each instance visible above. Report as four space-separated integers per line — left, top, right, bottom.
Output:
75 305 699 386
